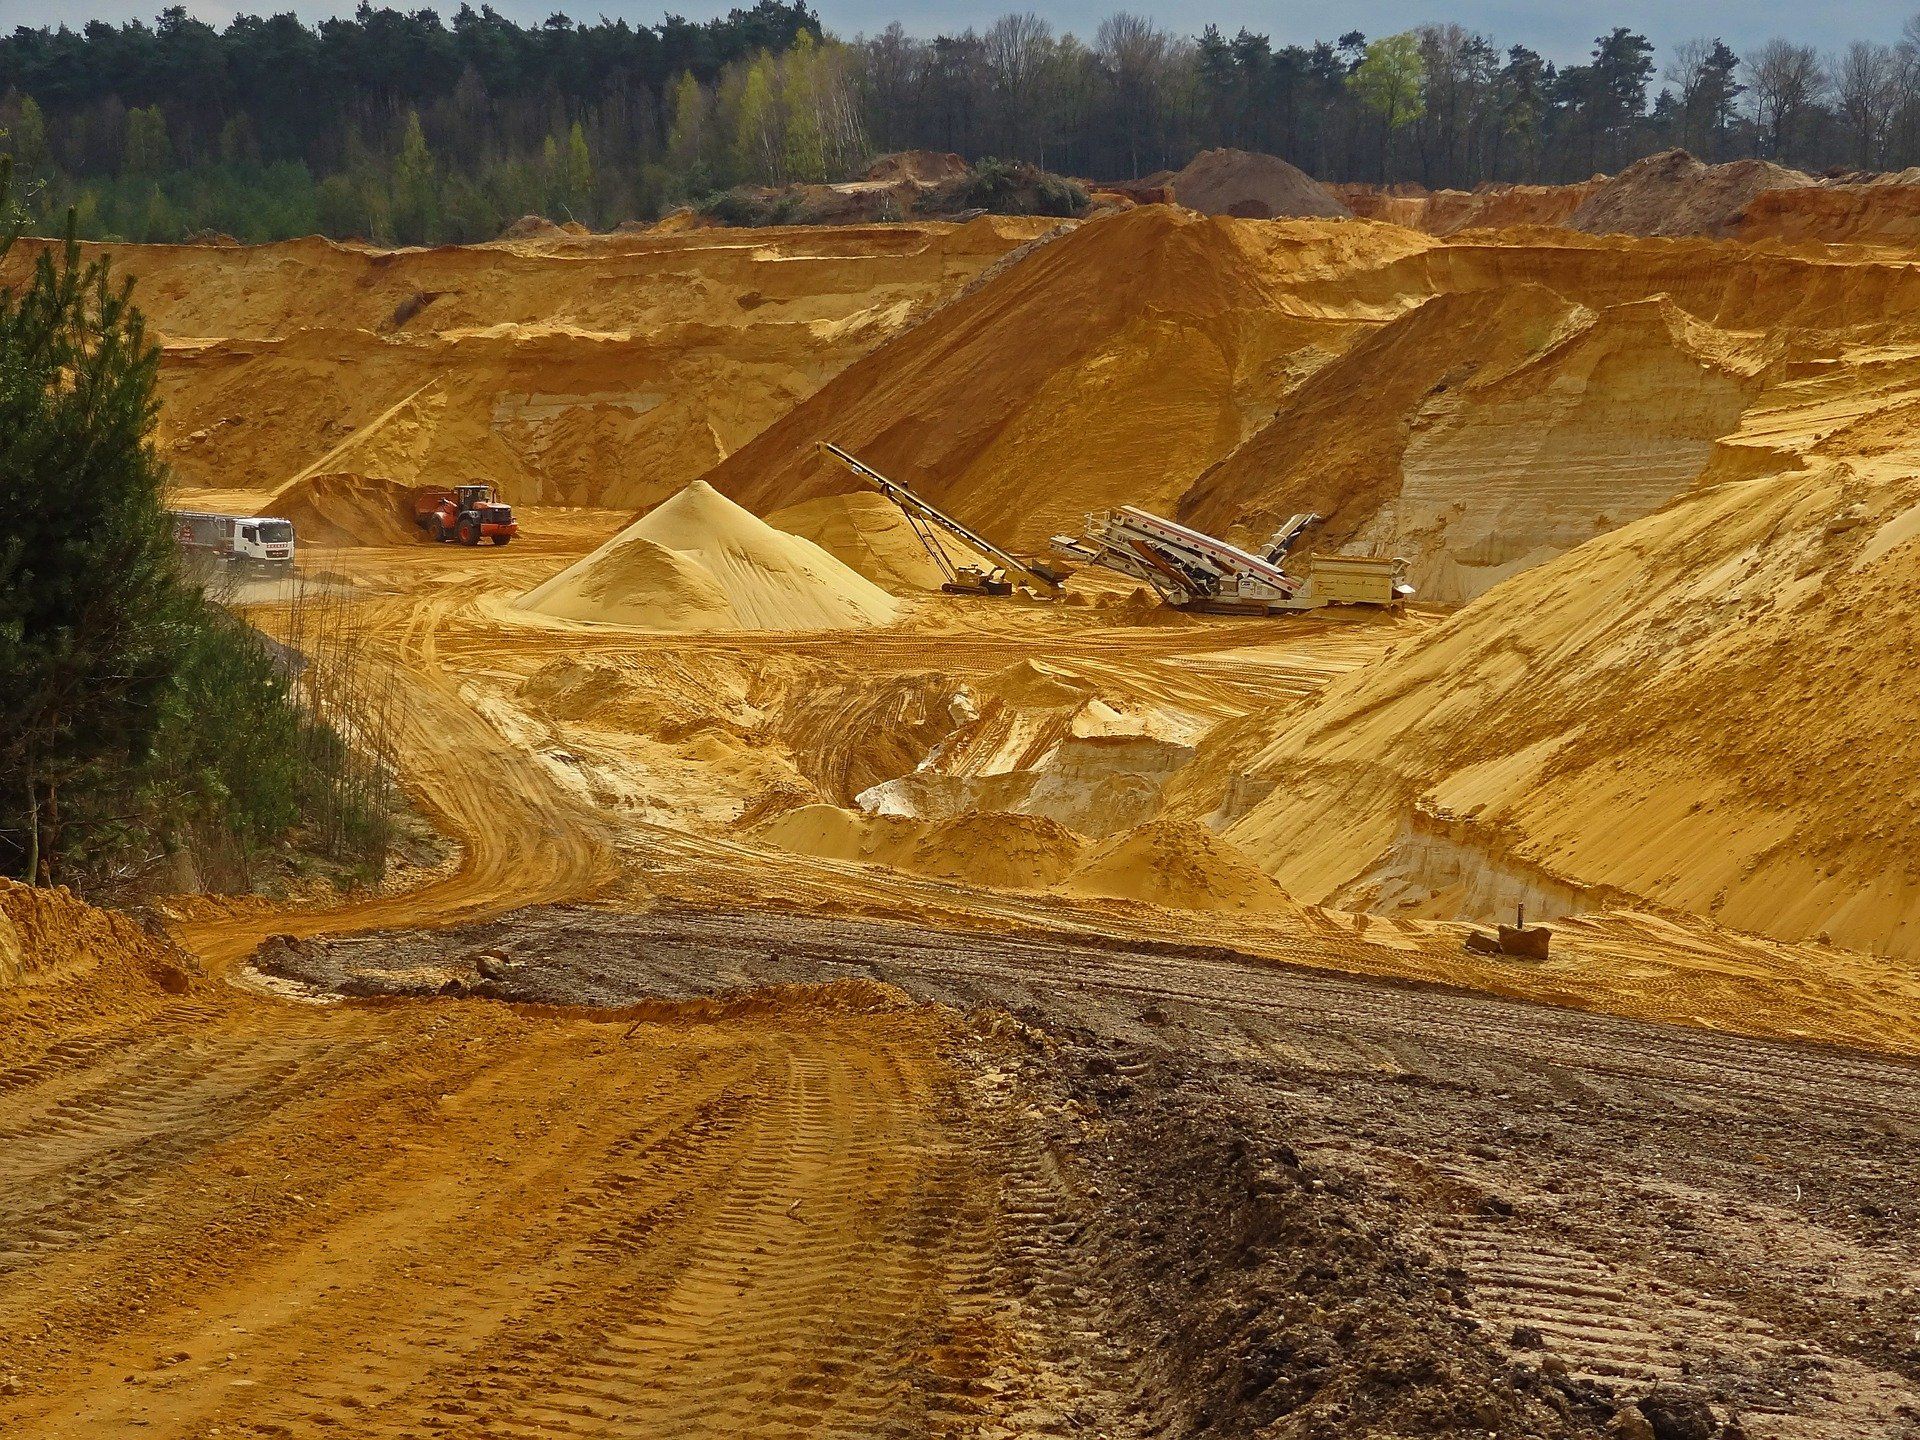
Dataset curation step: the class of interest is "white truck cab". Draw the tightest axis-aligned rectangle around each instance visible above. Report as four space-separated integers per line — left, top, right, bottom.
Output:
171 512 297 566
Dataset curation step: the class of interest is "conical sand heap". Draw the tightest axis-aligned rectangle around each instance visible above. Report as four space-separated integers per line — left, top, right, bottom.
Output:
517 480 901 632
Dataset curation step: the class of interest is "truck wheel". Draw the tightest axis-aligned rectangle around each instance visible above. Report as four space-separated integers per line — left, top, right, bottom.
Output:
459 519 480 546
491 534 511 546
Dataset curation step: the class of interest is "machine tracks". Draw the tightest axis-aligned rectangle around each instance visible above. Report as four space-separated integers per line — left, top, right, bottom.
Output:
283 904 1920 1436
0 987 1034 1439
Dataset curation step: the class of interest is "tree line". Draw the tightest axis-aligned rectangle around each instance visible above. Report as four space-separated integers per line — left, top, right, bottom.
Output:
4 6 1920 244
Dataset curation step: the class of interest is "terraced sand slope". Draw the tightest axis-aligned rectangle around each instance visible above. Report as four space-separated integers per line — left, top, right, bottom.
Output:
702 208 1920 605
1182 284 1775 601
1222 454 1920 958
0 219 1052 516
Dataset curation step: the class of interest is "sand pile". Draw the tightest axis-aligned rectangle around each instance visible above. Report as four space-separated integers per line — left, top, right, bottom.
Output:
905 812 1091 888
266 471 421 546
706 206 1437 548
1216 452 1920 957
518 480 900 632
1169 148 1350 219
755 804 1300 913
1061 819 1302 912
1569 150 1813 238
767 492 949 591
753 805 1090 886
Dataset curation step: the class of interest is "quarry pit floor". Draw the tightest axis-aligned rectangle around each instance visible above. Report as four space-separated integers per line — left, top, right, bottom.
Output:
8 511 1920 1438
5 902 1917 1438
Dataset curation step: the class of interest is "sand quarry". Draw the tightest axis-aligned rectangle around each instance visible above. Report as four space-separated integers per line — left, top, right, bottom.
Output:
9 174 1920 1437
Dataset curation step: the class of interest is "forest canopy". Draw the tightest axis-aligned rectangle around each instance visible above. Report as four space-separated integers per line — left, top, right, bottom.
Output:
3 5 1920 243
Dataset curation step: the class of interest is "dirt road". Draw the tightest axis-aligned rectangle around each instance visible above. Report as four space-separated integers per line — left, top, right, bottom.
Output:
0 972 1056 1438
228 905 1920 1438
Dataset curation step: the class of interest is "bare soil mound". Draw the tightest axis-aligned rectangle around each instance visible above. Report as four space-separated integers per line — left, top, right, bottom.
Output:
865 150 967 185
265 470 421 547
906 811 1091 888
1569 150 1812 238
1060 819 1302 912
766 491 948 591
518 480 899 632
755 804 1300 913
501 214 568 240
0 879 196 1010
1169 148 1350 220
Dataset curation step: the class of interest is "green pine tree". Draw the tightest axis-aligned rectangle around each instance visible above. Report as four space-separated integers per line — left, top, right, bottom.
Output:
392 111 437 242
0 162 182 882
564 121 593 222
123 105 172 178
4 96 50 183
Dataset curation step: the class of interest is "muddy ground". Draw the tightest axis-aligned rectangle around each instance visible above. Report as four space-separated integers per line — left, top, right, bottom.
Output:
263 906 1920 1439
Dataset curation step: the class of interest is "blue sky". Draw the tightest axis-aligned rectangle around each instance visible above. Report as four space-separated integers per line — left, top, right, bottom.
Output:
5 1 1913 68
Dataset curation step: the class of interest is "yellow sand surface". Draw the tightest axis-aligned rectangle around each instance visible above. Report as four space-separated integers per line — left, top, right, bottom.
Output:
518 480 899 632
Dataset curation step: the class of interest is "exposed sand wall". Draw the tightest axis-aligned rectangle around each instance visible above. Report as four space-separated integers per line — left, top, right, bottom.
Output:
0 220 1053 514
1220 455 1920 958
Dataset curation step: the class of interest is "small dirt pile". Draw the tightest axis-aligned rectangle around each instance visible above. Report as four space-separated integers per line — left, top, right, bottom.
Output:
266 471 421 546
767 492 949 591
518 480 900 632
500 214 569 240
1169 148 1350 219
753 805 1091 887
756 804 1303 913
1569 150 1812 237
0 880 196 1044
1060 819 1302 912
906 812 1091 888
915 160 1090 219
865 151 968 185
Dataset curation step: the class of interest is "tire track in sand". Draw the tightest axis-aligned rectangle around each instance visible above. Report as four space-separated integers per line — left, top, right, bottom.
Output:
0 990 1012 1439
